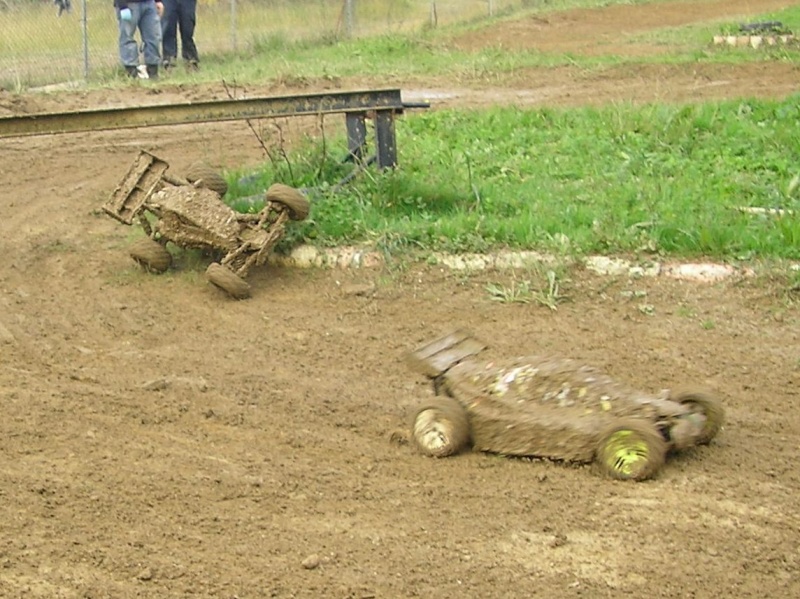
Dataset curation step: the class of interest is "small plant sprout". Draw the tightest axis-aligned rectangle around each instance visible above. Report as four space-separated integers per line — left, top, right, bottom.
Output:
788 174 800 200
486 279 533 304
486 269 566 310
533 269 565 311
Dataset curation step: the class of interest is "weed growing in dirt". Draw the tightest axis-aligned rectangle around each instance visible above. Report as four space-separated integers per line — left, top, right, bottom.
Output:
224 94 800 262
486 267 567 309
487 269 566 309
486 279 534 304
534 269 566 311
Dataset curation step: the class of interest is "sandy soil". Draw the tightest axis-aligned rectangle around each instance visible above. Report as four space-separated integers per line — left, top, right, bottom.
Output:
1 1 800 597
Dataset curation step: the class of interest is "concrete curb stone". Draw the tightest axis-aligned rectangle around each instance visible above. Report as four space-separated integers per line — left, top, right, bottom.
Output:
269 244 786 283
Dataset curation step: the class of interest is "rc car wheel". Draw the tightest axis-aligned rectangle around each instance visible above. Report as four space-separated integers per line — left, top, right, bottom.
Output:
596 419 667 481
266 183 310 221
206 262 251 299
411 396 471 458
671 389 724 445
129 237 171 273
186 163 229 197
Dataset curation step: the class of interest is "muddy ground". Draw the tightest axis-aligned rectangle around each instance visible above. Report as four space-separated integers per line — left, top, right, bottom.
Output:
1 0 800 597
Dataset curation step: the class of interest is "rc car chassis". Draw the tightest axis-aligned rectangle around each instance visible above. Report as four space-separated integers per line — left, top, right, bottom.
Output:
406 330 725 480
103 150 309 299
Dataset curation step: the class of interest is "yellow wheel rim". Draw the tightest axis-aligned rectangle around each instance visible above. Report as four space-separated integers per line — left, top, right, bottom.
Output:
604 430 651 478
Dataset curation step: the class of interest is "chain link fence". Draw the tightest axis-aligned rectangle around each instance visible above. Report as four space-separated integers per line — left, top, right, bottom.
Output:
0 0 525 90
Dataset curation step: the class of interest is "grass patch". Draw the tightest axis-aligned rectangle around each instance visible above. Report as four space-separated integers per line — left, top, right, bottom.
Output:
221 94 800 262
486 267 567 309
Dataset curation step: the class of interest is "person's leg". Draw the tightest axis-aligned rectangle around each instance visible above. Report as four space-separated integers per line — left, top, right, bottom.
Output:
117 6 140 76
160 0 179 67
177 0 199 66
139 1 162 78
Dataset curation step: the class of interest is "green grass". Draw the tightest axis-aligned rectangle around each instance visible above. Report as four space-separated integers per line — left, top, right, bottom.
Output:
225 94 800 261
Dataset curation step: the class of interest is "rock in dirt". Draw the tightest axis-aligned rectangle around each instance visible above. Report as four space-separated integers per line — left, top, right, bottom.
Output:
140 376 209 392
340 282 376 297
141 378 170 391
301 554 320 570
388 429 409 445
663 262 741 282
0 320 15 343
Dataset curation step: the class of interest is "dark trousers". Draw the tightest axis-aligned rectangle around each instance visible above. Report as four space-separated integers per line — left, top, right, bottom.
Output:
161 0 199 63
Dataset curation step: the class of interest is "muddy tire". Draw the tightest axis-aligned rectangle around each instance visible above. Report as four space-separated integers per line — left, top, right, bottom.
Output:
186 163 228 197
129 237 171 273
596 419 667 481
671 389 725 445
206 263 251 299
411 396 471 458
266 183 310 221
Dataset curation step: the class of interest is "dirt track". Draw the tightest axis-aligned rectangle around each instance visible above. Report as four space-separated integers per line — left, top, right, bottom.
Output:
2 1 800 597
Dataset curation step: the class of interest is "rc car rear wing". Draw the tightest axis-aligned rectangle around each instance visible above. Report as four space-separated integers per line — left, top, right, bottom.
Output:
103 150 187 225
406 329 487 379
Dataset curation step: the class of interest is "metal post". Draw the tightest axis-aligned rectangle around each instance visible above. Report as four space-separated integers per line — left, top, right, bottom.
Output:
345 112 367 162
231 0 238 52
82 0 89 80
343 0 355 38
374 110 397 169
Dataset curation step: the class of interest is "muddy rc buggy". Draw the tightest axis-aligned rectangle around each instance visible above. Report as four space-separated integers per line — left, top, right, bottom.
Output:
103 151 309 299
406 330 724 481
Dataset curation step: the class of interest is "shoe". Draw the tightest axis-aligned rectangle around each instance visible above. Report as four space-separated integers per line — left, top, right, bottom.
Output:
124 65 138 78
162 57 177 70
146 64 159 80
186 60 199 72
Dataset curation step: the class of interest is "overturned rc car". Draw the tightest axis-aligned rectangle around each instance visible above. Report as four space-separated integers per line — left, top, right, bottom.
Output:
103 150 309 299
406 330 724 481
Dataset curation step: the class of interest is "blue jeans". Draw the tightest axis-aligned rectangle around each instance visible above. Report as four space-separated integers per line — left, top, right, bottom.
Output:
118 2 162 67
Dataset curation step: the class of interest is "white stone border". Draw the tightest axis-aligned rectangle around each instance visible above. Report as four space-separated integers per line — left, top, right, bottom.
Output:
267 244 793 283
712 34 795 48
